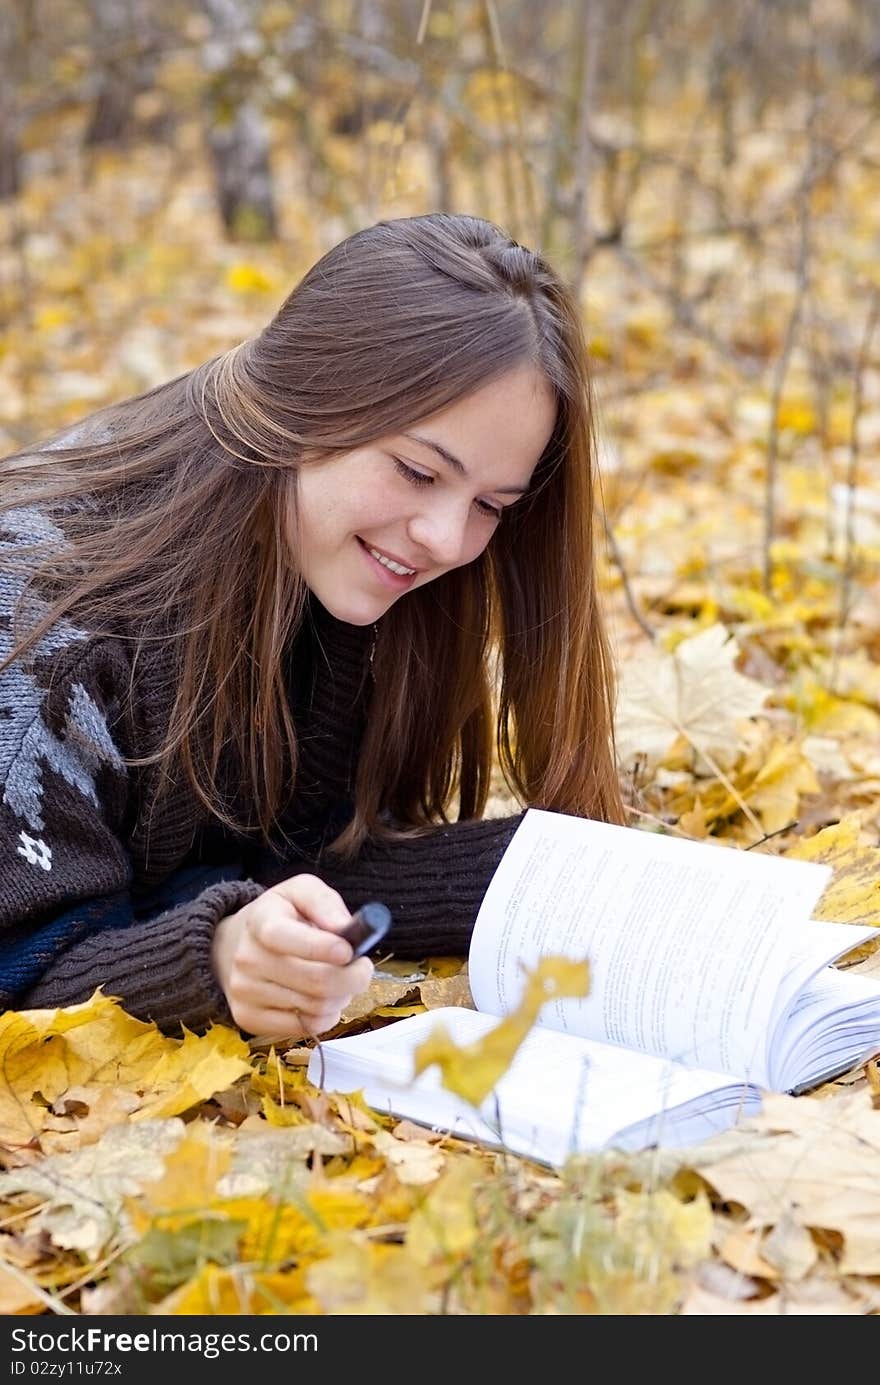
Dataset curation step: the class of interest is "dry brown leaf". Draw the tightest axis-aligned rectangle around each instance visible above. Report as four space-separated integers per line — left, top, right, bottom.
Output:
417 971 476 1010
718 1226 781 1280
339 976 422 1024
615 622 770 770
306 1234 435 1314
761 1211 818 1280
694 1090 880 1274
0 1119 185 1254
370 1129 445 1185
680 1274 868 1314
785 816 880 939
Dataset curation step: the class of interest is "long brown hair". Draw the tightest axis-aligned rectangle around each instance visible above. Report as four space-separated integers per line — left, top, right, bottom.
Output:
0 212 624 859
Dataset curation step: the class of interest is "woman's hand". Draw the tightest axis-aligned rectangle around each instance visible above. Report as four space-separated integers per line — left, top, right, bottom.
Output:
211 873 375 1040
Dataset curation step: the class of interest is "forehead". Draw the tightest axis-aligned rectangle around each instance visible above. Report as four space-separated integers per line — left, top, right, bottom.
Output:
405 366 556 481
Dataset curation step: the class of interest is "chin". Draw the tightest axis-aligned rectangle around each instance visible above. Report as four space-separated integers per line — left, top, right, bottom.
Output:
312 589 389 626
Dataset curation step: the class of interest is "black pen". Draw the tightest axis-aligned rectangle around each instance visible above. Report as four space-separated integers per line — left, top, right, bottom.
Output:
340 900 391 958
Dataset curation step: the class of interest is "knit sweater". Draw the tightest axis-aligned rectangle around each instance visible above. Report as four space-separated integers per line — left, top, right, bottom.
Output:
0 502 525 1035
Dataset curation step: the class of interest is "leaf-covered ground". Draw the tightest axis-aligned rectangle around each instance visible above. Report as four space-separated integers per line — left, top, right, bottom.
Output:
1 87 880 1314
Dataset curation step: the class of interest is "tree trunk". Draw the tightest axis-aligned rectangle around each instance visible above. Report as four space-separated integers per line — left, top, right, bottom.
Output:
201 0 278 241
0 4 22 199
84 0 160 147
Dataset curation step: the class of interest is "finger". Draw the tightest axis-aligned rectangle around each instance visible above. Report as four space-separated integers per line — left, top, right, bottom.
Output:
268 874 352 930
247 911 353 965
240 980 344 1023
239 955 373 1005
240 1003 344 1043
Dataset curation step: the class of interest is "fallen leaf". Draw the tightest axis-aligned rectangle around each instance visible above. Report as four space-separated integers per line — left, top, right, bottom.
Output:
785 817 880 938
156 1263 317 1315
216 1125 349 1199
306 1234 434 1314
694 1090 880 1274
405 1157 482 1265
418 972 476 1010
0 1119 185 1254
413 955 590 1105
615 623 770 769
371 1129 445 1185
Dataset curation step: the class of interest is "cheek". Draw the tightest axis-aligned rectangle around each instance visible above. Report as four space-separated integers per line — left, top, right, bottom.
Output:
468 527 497 564
299 480 354 543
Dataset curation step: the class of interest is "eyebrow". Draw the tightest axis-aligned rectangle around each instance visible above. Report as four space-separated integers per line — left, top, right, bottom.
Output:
402 431 531 495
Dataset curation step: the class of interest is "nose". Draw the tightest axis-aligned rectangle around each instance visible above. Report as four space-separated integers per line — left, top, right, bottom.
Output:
407 500 472 568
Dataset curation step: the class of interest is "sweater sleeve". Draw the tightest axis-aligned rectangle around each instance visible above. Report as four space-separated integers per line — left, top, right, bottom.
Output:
0 615 263 1034
310 812 526 958
19 876 264 1031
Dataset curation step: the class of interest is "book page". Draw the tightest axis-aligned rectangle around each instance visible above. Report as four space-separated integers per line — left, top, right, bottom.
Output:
772 966 880 1091
311 1007 764 1164
768 919 880 1048
468 810 831 1086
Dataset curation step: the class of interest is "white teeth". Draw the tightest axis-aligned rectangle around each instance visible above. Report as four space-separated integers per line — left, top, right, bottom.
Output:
367 545 416 576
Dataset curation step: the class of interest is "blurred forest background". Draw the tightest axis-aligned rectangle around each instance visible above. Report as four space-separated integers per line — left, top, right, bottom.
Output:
2 0 880 1317
3 0 879 842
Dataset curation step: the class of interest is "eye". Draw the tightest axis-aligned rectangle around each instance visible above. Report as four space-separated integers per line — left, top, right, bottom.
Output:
392 457 504 522
393 457 432 488
476 498 504 521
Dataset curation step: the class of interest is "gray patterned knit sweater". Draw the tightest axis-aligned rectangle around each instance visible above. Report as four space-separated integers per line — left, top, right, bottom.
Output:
0 503 524 1035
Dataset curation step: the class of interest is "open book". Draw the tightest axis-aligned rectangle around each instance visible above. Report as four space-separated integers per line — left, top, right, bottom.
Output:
308 810 880 1166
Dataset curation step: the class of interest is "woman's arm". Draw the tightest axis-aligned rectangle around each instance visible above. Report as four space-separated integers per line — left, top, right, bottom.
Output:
1 634 265 1032
17 878 264 1030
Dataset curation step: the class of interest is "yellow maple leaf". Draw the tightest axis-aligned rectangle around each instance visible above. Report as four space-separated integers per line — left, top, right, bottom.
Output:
26 992 169 1087
306 1233 433 1314
784 818 880 943
413 955 590 1106
614 1187 714 1269
405 1157 482 1266
0 993 254 1149
126 1124 233 1236
135 1023 253 1120
671 733 818 839
260 1093 314 1127
790 677 880 738
0 1013 77 1146
742 738 821 833
157 1262 317 1315
615 623 769 771
239 1187 373 1265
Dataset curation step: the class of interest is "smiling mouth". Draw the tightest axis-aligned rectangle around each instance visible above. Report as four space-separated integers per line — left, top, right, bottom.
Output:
356 537 420 576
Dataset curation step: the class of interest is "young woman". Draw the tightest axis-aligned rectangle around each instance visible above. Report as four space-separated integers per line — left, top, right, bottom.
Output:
0 212 623 1042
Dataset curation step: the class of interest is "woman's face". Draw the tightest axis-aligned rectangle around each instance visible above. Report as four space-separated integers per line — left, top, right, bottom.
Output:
291 364 557 626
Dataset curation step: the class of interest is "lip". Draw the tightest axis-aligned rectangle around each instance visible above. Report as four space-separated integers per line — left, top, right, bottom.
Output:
356 536 423 590
357 537 427 572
